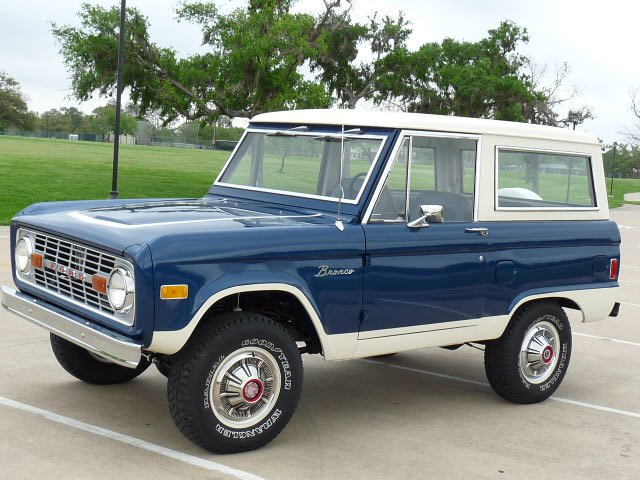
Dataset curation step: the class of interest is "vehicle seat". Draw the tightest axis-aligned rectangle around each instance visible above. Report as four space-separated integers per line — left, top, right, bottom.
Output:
411 191 473 222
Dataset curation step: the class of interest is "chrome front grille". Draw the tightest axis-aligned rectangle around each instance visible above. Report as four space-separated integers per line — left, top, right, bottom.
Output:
33 232 117 315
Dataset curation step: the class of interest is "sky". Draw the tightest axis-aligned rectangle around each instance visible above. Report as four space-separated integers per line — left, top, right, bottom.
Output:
1 0 639 142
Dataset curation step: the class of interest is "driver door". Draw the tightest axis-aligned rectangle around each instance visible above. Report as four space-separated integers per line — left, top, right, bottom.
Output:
360 132 491 338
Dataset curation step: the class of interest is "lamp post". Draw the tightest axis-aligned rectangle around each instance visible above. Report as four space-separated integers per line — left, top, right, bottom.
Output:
609 142 618 196
110 0 126 199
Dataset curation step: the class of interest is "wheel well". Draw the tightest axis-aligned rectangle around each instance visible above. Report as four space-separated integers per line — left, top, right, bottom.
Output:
199 290 323 354
511 297 581 320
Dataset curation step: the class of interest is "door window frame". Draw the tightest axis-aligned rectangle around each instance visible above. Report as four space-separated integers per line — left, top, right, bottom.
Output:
361 130 482 224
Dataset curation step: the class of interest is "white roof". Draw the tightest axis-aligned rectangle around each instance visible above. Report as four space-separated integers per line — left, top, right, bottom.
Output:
251 109 600 146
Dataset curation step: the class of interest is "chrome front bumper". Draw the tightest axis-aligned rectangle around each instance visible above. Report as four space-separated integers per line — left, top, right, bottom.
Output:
1 285 141 368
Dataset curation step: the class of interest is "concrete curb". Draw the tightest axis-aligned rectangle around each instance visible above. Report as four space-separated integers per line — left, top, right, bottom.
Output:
624 192 640 201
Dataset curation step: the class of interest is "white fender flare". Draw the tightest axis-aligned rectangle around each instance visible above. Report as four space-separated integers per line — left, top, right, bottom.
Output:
146 283 358 360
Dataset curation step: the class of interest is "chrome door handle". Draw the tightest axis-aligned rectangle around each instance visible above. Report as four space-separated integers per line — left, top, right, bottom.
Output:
465 227 489 236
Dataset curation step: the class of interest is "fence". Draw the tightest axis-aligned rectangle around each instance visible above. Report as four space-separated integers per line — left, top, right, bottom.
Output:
0 126 239 152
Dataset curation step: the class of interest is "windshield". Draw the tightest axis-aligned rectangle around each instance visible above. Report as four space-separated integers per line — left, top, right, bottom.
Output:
217 129 387 202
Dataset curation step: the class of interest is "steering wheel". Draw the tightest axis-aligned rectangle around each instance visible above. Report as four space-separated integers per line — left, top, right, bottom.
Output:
347 172 368 198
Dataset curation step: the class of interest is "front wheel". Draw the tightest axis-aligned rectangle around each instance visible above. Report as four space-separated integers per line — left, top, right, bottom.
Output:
484 302 571 404
167 312 303 453
50 334 150 384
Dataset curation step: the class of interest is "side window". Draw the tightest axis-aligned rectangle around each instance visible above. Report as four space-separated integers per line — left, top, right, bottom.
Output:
497 149 596 208
371 135 477 223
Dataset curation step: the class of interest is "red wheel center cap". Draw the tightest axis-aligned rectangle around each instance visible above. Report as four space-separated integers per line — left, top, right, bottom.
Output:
242 379 263 402
542 346 554 364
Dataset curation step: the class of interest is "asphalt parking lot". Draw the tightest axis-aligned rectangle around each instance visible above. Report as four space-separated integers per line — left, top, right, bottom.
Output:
1 206 639 480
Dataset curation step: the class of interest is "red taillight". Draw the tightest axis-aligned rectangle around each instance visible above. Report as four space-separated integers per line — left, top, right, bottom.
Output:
609 258 619 280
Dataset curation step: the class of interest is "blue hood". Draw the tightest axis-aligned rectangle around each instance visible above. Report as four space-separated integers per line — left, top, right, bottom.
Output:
14 197 338 254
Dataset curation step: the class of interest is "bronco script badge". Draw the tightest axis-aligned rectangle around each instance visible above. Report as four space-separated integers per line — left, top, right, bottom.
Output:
314 265 355 277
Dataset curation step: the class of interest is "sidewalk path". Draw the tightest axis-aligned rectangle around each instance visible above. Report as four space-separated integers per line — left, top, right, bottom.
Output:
624 192 640 201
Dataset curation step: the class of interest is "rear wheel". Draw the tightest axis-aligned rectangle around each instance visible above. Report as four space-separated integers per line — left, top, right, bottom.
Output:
50 334 150 384
167 311 303 453
484 302 571 404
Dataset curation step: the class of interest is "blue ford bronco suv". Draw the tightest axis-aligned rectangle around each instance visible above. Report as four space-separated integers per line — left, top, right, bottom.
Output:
2 110 620 453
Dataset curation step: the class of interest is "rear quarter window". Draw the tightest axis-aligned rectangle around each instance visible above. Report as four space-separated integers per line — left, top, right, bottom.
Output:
496 148 596 209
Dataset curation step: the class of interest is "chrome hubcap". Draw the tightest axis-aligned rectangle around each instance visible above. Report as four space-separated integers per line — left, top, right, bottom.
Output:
519 320 560 384
210 347 281 428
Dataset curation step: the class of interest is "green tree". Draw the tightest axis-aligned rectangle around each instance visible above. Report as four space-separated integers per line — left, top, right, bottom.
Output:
175 120 244 145
37 107 86 133
603 143 640 179
312 12 411 108
86 103 137 137
0 72 35 130
377 21 547 122
52 4 574 126
61 106 85 132
38 109 72 133
51 1 351 123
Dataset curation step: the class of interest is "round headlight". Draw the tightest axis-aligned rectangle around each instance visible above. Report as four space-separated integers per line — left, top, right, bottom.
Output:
15 237 33 273
107 267 134 312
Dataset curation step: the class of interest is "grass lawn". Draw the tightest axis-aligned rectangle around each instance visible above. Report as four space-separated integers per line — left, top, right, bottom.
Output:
1 135 640 225
606 177 640 208
0 136 230 224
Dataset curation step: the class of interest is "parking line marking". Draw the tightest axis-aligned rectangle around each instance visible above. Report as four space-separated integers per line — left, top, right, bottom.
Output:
358 359 640 419
551 397 640 418
0 396 266 480
0 235 9 239
621 301 640 309
573 332 640 347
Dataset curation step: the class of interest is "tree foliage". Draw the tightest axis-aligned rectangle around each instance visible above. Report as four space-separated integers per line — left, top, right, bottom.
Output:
52 3 577 127
37 107 85 133
0 72 35 130
176 120 244 144
378 21 543 122
86 103 137 136
603 143 640 179
52 0 352 123
312 12 410 108
34 104 135 136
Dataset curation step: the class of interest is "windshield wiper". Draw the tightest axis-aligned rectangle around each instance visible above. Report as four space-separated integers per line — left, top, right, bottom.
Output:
266 125 309 137
312 128 364 141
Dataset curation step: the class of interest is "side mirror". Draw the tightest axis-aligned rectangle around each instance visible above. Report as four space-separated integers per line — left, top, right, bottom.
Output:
407 204 443 228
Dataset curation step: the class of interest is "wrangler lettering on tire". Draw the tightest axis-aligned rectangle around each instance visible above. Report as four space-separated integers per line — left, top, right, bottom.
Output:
167 312 303 453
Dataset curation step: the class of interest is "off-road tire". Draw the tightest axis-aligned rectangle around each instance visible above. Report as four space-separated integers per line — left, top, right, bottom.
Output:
167 311 303 453
484 302 571 404
50 333 150 384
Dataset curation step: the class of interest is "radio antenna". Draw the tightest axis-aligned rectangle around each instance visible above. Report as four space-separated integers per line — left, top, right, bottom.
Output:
335 124 345 231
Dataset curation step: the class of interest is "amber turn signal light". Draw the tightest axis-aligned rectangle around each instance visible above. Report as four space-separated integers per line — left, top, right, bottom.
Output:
92 275 108 294
161 284 189 300
31 253 43 269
